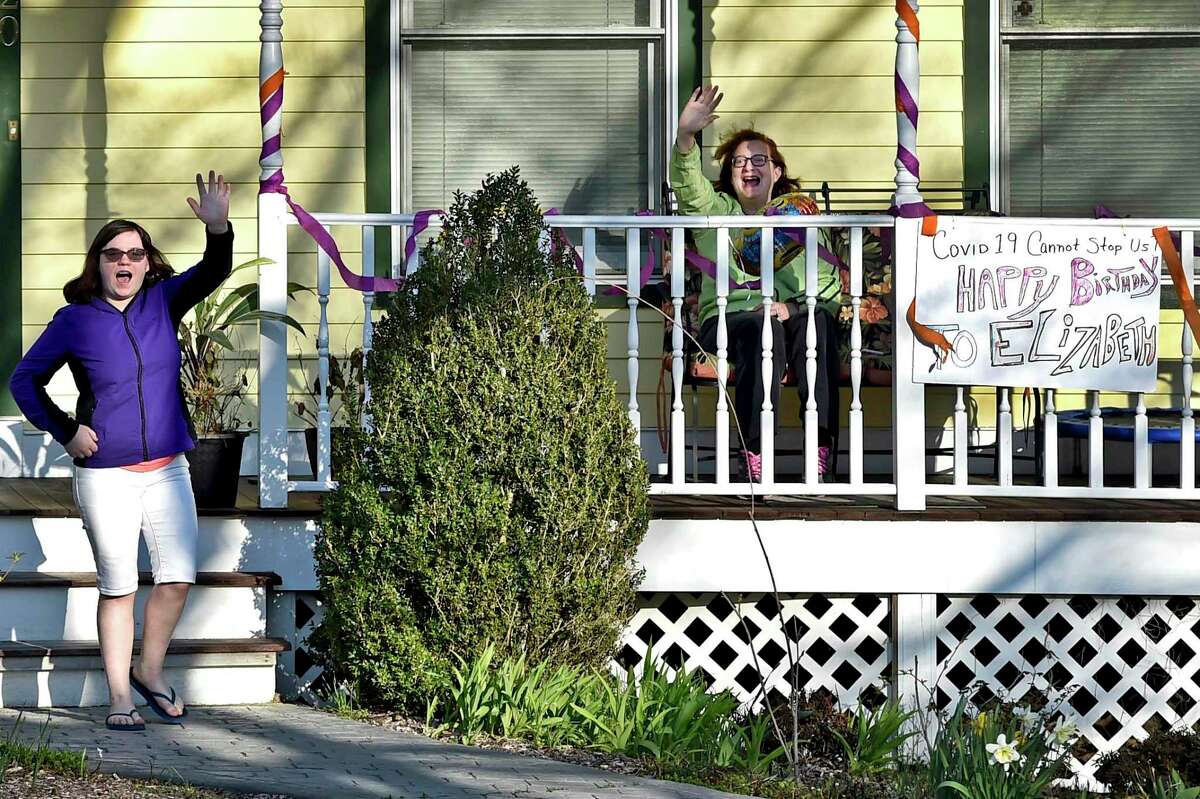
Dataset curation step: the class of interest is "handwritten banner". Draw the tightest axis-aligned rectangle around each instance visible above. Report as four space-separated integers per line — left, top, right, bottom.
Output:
913 217 1162 392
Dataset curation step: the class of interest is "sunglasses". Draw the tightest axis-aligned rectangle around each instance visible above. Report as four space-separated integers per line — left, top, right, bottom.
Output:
731 154 773 168
100 248 148 263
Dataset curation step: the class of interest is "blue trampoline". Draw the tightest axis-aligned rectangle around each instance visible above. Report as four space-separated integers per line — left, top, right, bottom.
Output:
1057 408 1200 443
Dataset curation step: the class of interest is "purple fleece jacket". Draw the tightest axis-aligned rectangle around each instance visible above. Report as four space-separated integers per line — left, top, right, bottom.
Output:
9 227 235 468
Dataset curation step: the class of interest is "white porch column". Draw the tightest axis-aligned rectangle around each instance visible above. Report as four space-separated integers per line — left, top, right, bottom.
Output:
892 0 924 212
892 593 938 753
258 0 289 508
893 218 927 510
892 0 927 509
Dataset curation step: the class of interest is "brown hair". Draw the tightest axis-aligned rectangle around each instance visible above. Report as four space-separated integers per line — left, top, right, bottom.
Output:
713 128 801 201
63 219 174 304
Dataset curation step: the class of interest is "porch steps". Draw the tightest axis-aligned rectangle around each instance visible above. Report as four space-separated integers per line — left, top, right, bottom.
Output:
0 638 289 709
0 570 291 708
0 571 280 588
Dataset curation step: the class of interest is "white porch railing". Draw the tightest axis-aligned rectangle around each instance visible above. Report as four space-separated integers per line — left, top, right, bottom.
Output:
255 212 1200 510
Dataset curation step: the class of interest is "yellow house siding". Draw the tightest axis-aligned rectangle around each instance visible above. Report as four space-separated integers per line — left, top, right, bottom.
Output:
701 0 965 190
20 0 367 430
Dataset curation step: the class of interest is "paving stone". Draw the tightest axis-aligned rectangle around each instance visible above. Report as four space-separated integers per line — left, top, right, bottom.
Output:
0 705 746 799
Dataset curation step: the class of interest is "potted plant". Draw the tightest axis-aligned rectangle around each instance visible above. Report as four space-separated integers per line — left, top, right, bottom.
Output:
293 346 364 480
833 227 894 385
179 258 307 508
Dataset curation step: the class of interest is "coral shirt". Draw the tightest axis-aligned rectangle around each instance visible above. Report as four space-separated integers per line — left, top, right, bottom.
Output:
120 454 178 473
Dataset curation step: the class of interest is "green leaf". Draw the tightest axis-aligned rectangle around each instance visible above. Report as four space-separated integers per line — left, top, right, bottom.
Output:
204 329 236 353
223 309 306 335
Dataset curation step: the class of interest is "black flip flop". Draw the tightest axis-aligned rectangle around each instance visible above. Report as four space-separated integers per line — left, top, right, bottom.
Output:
129 669 188 724
105 711 145 732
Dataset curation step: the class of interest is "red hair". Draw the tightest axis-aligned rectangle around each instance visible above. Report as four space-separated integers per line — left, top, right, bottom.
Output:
713 129 801 200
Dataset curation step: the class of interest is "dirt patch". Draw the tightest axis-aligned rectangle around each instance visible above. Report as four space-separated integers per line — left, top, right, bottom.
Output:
1 765 288 799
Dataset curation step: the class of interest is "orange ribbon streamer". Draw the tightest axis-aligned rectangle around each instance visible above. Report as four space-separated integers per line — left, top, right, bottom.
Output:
905 215 952 361
1154 226 1200 350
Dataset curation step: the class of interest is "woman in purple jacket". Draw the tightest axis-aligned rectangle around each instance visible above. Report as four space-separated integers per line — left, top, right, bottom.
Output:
10 172 233 731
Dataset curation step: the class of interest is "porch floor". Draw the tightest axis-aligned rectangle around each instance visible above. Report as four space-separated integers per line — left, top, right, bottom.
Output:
1 477 1197 522
0 477 320 518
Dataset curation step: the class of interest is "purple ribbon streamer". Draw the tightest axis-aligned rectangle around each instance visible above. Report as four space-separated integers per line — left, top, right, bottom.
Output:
404 209 444 264
895 75 920 129
896 145 922 182
260 173 400 294
259 80 400 294
890 202 934 219
542 208 845 296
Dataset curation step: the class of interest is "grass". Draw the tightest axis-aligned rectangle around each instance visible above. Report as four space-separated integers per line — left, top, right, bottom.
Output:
0 711 90 786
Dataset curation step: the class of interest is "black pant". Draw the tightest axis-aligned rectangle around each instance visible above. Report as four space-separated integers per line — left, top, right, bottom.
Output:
698 307 839 453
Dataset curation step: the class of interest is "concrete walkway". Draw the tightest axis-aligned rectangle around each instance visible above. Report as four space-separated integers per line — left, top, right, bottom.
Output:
0 705 750 799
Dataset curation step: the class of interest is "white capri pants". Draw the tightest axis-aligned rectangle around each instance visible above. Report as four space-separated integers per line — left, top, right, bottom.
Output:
72 454 199 596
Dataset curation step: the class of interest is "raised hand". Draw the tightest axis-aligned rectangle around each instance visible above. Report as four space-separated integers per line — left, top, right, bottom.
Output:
187 170 231 234
66 425 98 459
676 85 723 152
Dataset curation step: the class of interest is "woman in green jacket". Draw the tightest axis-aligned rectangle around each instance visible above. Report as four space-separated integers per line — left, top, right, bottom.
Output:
670 85 841 481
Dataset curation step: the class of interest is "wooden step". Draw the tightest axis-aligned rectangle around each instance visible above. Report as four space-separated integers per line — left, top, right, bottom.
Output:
0 571 281 588
0 638 289 707
0 637 290 660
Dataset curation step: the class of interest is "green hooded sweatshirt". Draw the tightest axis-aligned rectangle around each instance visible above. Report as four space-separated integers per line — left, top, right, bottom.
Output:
668 144 841 325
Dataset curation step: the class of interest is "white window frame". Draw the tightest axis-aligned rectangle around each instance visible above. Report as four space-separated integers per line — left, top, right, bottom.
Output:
992 0 1200 215
391 1 672 219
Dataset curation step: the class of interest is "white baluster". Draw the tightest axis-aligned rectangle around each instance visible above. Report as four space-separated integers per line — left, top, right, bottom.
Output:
804 228 819 485
583 227 597 297
953 387 967 486
1134 391 1149 488
1089 390 1104 488
759 228 776 485
626 229 641 435
316 248 332 483
715 227 731 485
1181 230 1195 489
997 387 1012 486
849 227 864 486
1043 388 1058 487
399 223 411 277
670 227 686 484
360 226 376 434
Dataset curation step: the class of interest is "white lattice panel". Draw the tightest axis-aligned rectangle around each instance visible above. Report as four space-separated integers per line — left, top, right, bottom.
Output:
936 595 1200 788
618 593 891 709
272 591 326 703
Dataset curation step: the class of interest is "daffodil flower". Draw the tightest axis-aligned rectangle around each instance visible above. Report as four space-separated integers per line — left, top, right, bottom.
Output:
986 734 1025 772
1052 718 1078 746
1012 705 1038 729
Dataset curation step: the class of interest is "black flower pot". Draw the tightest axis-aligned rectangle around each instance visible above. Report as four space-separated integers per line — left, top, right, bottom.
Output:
186 432 248 509
304 426 347 480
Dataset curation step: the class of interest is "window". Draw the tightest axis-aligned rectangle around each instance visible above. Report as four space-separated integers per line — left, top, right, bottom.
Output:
399 1 664 216
1000 0 1200 217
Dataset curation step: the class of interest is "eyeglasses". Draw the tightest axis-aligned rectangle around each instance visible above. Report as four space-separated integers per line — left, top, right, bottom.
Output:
100 248 148 263
731 154 772 169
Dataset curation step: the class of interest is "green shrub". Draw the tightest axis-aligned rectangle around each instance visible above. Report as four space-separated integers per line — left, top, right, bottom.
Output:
1095 729 1200 796
313 168 649 710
